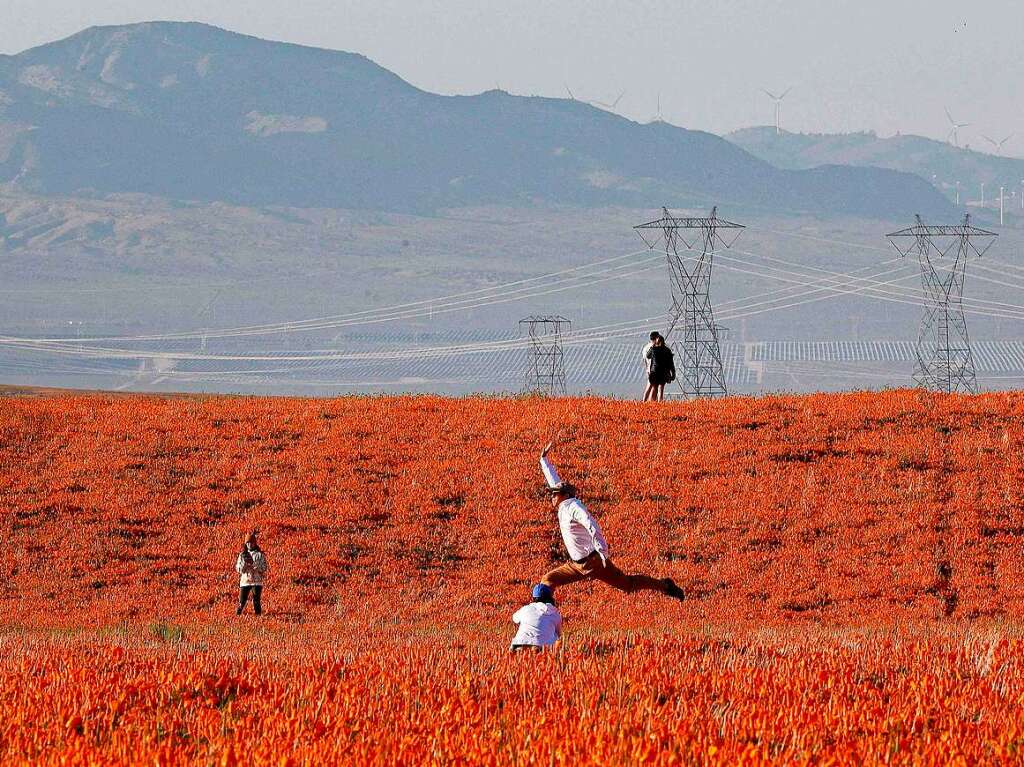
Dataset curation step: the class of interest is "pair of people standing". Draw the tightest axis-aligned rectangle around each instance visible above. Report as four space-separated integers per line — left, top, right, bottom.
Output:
510 441 685 650
643 331 675 402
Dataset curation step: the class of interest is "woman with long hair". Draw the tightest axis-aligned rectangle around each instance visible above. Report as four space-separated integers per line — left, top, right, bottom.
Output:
235 531 269 616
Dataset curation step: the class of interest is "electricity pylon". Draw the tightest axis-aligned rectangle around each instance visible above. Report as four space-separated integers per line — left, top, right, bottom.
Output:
519 315 570 395
634 207 744 398
887 214 997 393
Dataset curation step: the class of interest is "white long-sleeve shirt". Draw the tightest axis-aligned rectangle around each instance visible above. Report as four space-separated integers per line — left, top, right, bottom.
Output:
510 602 562 648
642 341 654 372
541 456 609 562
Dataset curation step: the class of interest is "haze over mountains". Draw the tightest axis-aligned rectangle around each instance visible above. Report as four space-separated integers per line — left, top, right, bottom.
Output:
728 127 1024 208
4 21 1024 397
0 22 953 219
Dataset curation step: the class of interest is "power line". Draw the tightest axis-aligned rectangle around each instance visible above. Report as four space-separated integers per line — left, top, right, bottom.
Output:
23 249 660 343
4 239 1021 370
720 248 1024 319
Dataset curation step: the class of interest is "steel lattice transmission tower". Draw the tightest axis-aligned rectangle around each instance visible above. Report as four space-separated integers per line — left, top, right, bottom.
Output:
519 315 570 395
634 207 744 398
887 214 997 393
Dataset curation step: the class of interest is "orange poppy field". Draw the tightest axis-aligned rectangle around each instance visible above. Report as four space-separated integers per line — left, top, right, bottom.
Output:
3 389 1024 764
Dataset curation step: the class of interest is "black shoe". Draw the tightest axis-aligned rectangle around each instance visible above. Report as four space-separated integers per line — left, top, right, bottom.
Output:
663 578 685 601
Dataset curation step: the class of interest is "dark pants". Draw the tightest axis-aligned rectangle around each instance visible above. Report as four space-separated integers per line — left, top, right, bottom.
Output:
238 585 263 615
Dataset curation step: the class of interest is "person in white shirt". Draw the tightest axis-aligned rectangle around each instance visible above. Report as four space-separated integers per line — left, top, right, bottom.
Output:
510 583 562 651
642 331 657 401
539 441 685 600
235 531 269 616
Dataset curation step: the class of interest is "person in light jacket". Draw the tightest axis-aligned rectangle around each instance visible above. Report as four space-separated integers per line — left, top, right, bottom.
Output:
510 583 563 652
539 441 685 600
235 532 269 616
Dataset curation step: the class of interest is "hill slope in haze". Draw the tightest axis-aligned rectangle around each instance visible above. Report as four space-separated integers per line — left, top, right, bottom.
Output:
0 22 953 218
729 127 1024 208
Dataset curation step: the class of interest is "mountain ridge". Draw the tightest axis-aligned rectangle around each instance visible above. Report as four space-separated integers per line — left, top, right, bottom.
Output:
728 126 1024 210
0 22 953 218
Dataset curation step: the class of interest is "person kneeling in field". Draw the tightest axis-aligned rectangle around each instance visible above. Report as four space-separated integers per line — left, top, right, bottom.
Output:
510 584 562 652
539 442 685 601
235 532 269 616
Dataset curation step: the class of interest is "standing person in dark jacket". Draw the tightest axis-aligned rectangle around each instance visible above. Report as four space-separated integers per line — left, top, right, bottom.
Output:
643 332 675 402
235 532 268 616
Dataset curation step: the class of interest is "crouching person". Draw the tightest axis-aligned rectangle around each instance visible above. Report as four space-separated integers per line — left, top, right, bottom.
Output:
236 532 268 616
510 583 562 652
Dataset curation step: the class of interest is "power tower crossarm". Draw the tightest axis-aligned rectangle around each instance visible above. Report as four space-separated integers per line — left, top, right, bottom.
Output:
634 206 743 399
886 213 997 394
634 207 746 250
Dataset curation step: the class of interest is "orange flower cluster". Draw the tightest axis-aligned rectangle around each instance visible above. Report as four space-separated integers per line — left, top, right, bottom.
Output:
2 627 1024 764
2 389 1024 763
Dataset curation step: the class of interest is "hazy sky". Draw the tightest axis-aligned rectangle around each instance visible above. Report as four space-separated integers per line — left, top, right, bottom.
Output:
4 0 1022 153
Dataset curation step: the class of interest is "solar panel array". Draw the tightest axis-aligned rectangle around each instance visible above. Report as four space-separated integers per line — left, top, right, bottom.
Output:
2 335 1022 393
751 340 1024 373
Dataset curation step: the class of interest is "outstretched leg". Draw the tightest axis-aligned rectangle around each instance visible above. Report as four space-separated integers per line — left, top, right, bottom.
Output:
541 561 589 589
589 557 684 599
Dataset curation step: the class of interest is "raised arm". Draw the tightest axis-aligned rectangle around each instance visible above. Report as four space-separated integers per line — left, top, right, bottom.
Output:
540 442 562 488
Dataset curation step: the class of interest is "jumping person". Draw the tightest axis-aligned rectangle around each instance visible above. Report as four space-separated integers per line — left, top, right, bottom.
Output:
539 442 685 600
510 583 563 652
235 532 268 615
644 332 675 402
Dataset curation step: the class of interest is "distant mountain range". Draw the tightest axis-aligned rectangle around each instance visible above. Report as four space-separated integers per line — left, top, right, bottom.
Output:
728 127 1024 208
0 22 952 218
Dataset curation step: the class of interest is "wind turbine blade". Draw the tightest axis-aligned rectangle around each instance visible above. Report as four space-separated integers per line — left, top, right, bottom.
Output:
944 107 955 125
565 85 575 100
982 135 996 145
1004 133 1015 144
612 90 625 108
780 86 793 99
763 89 778 100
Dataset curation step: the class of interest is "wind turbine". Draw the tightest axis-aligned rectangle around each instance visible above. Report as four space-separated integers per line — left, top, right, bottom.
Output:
944 108 969 147
762 87 792 134
981 132 1014 156
591 90 626 112
565 85 627 115
645 92 664 124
